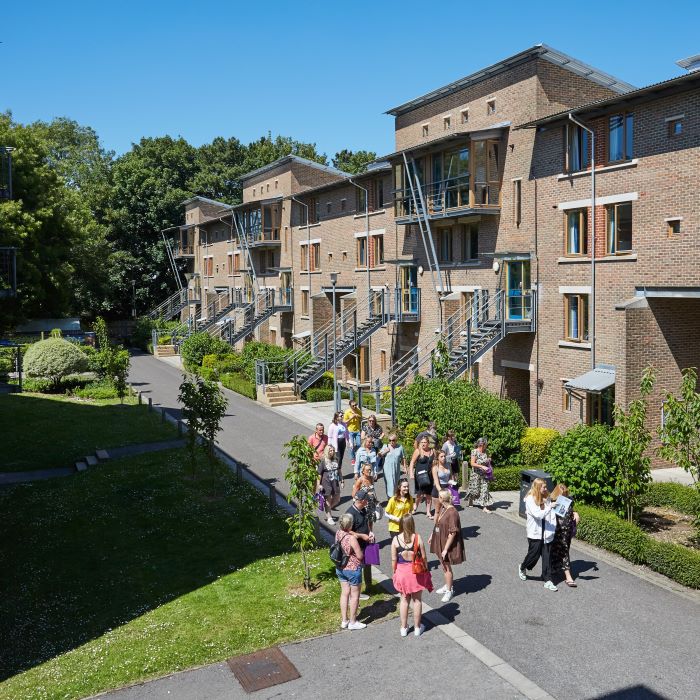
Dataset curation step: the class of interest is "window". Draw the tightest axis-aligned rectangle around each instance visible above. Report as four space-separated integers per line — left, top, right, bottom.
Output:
667 218 681 236
461 109 469 124
374 179 384 210
356 187 367 213
487 99 496 115
565 209 587 255
513 179 522 226
356 237 367 268
437 228 453 263
566 123 590 172
606 202 633 253
668 118 683 137
308 198 320 224
608 113 634 162
310 243 320 271
275 179 278 189
227 253 233 275
301 290 309 317
266 184 269 192
460 223 478 261
422 124 429 137
562 384 573 412
443 116 451 131
233 253 240 273
204 257 213 277
371 235 384 267
380 350 387 373
300 244 309 271
326 202 332 214
564 294 589 342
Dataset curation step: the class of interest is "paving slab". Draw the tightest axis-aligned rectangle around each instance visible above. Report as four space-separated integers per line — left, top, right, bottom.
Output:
0 467 74 485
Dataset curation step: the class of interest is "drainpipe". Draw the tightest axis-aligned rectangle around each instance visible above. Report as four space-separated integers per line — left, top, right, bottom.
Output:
568 113 596 370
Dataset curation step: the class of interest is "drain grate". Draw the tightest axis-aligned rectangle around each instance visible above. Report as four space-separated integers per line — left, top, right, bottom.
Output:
227 646 300 693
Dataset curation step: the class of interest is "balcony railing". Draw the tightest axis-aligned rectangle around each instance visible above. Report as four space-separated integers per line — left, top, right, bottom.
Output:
395 287 420 322
174 242 195 257
394 176 500 220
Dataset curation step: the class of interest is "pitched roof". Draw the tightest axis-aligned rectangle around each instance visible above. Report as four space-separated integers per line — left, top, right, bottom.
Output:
240 155 351 182
385 44 635 117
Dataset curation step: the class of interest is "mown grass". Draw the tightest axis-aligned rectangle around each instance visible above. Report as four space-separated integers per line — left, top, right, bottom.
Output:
0 449 392 700
0 392 176 472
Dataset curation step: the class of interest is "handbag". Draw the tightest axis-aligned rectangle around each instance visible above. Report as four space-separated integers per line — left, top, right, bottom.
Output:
315 491 326 514
412 536 428 574
364 542 380 566
329 534 350 569
448 484 461 506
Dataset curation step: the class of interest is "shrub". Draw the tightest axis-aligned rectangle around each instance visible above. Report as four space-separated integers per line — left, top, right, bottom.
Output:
0 348 13 378
73 380 119 400
18 377 54 393
78 345 102 374
396 376 526 465
519 427 559 466
546 424 615 508
305 387 334 402
241 341 294 382
181 333 230 371
576 504 700 589
23 338 88 390
220 372 256 399
640 482 700 516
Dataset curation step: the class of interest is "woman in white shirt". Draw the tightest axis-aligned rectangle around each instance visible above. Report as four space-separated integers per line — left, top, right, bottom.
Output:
518 478 558 591
328 412 348 472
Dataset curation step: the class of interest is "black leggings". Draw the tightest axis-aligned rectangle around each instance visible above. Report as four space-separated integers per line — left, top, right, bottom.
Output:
337 438 346 468
521 537 551 582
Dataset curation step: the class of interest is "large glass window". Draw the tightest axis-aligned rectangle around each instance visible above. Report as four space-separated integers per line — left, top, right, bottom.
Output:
606 202 633 254
566 124 590 172
565 210 587 255
608 113 634 162
437 228 453 263
473 140 500 205
565 294 589 342
460 223 478 261
371 235 384 267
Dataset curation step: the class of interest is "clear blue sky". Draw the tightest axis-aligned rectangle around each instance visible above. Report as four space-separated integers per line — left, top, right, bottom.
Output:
4 0 699 159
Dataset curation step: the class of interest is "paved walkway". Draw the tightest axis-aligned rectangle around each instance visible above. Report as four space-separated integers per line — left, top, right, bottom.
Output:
128 353 700 700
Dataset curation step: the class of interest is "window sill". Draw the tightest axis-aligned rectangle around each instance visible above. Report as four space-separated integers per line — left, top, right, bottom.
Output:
354 267 387 272
557 159 638 180
558 253 637 264
353 209 386 219
297 223 321 230
300 316 310 320
440 261 480 267
559 340 591 350
300 270 322 275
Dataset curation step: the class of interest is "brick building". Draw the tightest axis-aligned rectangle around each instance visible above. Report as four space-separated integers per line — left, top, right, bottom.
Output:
166 44 700 458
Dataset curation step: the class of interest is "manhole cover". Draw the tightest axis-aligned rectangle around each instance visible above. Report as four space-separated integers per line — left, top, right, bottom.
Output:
227 646 300 693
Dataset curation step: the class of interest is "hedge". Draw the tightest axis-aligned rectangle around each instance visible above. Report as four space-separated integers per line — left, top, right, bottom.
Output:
575 504 700 589
305 387 333 402
220 372 256 400
519 427 559 466
640 482 700 516
73 380 119 400
490 466 523 491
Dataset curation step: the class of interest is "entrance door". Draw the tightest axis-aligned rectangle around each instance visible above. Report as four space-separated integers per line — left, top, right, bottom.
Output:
505 261 532 320
587 388 615 426
399 266 418 314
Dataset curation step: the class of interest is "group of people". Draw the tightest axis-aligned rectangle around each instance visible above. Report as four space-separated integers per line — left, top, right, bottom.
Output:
310 408 580 636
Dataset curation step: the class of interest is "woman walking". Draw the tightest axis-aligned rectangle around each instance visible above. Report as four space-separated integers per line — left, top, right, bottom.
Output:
328 412 348 472
441 430 462 482
391 514 433 637
431 450 452 520
409 436 436 518
335 513 367 630
429 489 466 603
385 478 413 536
550 484 580 588
467 437 493 512
519 477 558 591
317 444 343 525
382 433 407 502
362 414 385 474
353 463 378 526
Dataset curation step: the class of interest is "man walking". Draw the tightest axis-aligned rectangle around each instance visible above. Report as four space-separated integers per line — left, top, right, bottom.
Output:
308 423 328 462
343 400 363 467
346 488 375 599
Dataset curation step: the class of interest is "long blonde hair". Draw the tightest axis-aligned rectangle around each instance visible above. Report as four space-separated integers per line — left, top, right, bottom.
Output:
551 483 569 502
400 514 416 540
527 477 549 506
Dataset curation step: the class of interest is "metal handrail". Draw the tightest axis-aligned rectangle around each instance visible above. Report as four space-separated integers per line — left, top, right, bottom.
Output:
148 289 187 320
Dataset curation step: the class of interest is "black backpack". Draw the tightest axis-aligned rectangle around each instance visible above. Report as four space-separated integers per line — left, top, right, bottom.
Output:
330 534 350 568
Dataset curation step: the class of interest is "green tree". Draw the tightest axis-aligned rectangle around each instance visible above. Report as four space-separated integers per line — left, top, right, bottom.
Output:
283 435 318 590
332 149 377 174
23 338 88 390
659 367 700 487
108 348 131 404
609 366 655 521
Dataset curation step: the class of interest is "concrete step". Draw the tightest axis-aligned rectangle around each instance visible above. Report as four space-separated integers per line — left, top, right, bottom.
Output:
96 449 110 461
75 462 88 472
266 391 296 399
267 396 306 406
86 455 99 467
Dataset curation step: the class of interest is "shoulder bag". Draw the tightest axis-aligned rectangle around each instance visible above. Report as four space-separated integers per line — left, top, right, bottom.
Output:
412 536 428 574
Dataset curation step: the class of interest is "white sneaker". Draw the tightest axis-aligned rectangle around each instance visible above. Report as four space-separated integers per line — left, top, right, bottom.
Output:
414 624 425 637
544 581 558 592
435 584 448 595
348 621 367 630
441 589 454 603
518 566 527 581
341 620 349 629
326 517 336 525
358 593 369 601
400 626 409 637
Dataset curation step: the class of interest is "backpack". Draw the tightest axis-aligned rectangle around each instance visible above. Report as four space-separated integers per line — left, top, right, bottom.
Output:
330 534 350 569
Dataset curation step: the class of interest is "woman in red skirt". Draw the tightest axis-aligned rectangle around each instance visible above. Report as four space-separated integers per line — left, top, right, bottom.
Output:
391 514 433 637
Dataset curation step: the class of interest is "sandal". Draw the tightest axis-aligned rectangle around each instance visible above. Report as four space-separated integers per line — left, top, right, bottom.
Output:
565 581 577 588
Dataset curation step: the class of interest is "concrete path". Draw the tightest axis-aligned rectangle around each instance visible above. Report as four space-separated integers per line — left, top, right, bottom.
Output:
128 353 700 700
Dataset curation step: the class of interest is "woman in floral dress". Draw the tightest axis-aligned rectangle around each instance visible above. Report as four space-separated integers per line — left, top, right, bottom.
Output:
550 483 580 587
467 437 493 512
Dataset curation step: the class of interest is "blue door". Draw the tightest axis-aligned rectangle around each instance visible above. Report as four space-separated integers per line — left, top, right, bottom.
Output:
506 261 531 320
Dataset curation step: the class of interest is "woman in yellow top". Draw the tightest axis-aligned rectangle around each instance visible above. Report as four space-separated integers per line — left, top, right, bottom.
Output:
385 478 414 534
343 400 363 466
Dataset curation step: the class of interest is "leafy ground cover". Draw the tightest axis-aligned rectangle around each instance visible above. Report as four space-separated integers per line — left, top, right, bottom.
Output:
0 449 393 699
0 392 176 472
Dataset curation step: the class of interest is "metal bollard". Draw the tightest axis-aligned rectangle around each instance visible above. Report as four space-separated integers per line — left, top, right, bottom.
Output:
161 407 166 422
268 481 277 509
138 392 142 405
148 397 152 412
236 462 243 481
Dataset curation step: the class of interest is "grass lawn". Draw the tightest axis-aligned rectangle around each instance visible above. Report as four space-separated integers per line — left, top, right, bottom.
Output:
0 392 177 472
0 449 393 700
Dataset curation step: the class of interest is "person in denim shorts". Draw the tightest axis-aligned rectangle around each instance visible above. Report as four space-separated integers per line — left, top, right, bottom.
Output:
335 513 366 630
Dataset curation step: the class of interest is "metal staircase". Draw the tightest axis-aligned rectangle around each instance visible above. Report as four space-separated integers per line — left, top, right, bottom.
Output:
148 289 189 320
196 290 244 333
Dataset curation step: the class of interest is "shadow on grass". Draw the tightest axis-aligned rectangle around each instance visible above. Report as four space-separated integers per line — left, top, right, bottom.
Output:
0 448 296 683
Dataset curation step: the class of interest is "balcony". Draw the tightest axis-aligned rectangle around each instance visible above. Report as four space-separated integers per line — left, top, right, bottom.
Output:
394 287 420 322
394 177 500 224
173 242 195 258
238 203 282 248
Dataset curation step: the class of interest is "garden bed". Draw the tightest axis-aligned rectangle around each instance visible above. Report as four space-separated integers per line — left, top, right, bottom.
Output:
637 506 699 550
